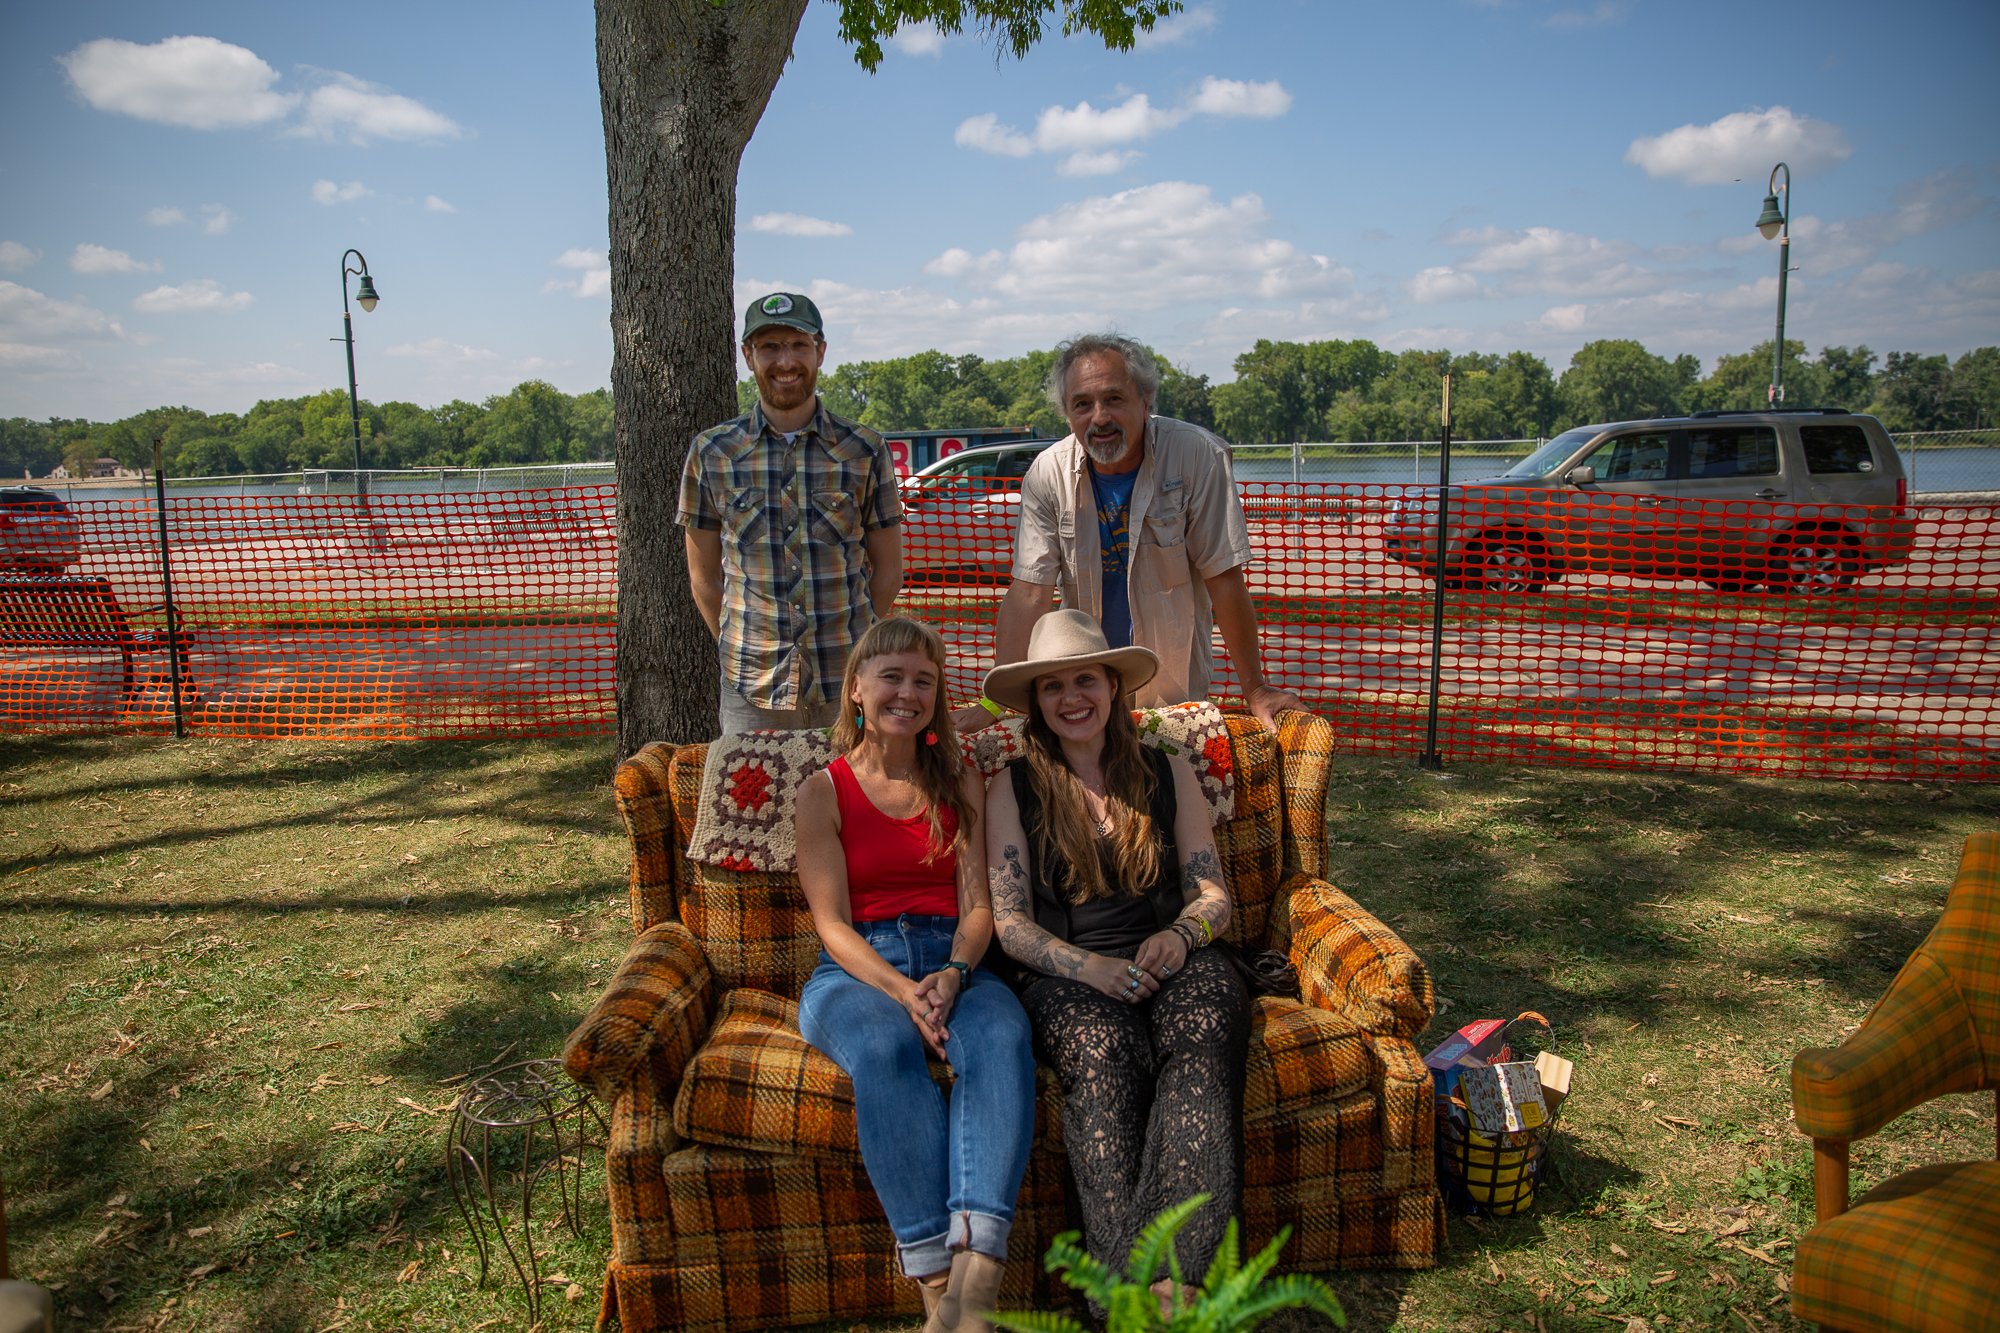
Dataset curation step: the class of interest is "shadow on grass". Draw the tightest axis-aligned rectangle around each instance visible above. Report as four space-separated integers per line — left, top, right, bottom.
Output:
0 732 618 877
4 910 614 1329
1322 758 1999 1041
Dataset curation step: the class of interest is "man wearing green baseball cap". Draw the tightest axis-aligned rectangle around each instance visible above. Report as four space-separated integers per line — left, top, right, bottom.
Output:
678 292 904 734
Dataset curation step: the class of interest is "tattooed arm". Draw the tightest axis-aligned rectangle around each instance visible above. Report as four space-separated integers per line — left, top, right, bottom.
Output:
1132 756 1233 981
986 770 1157 1000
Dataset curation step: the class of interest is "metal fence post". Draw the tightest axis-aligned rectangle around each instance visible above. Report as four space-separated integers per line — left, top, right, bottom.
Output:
1417 376 1454 771
150 439 188 739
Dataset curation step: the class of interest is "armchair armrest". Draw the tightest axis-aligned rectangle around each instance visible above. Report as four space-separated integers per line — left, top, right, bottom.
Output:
1792 949 1982 1144
1285 873 1434 1043
564 921 714 1105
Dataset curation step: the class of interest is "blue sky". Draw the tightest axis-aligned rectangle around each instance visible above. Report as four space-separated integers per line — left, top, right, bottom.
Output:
2 0 1996 421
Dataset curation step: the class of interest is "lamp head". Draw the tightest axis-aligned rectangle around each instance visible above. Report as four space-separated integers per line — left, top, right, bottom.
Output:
1755 193 1785 240
355 273 380 312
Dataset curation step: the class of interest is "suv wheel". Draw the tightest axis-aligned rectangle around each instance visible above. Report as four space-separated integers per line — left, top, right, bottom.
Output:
1768 534 1857 595
1458 533 1550 594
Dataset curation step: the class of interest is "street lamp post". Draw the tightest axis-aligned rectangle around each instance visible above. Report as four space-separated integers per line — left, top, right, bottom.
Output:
339 248 380 484
1754 163 1790 405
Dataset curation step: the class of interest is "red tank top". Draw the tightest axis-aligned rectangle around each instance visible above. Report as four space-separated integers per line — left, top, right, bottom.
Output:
827 755 960 921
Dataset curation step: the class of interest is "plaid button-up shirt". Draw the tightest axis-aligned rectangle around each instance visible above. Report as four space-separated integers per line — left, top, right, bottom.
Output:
678 400 901 710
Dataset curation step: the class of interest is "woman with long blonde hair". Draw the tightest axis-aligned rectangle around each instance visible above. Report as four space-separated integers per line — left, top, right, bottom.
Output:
794 617 1035 1332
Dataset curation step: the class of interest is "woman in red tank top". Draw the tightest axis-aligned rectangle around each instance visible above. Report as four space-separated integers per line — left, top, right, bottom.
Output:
794 618 1036 1332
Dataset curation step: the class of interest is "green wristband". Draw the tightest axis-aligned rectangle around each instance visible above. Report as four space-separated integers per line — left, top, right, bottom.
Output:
943 960 971 977
978 696 1006 719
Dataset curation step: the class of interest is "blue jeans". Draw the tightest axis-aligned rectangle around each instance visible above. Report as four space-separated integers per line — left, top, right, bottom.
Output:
798 914 1037 1277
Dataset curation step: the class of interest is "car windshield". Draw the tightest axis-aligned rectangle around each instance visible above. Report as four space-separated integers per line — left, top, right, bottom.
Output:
1500 427 1602 478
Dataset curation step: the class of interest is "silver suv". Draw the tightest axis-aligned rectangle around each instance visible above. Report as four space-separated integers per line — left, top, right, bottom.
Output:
1381 409 1914 594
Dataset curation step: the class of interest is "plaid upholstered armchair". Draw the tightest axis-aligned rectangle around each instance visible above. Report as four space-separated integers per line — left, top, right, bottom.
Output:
564 707 1440 1332
1790 831 1999 1333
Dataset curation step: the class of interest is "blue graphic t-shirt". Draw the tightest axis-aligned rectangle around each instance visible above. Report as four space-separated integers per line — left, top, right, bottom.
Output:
1089 465 1138 647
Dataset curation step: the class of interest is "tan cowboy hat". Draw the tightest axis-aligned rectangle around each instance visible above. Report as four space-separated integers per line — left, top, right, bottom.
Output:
982 609 1160 713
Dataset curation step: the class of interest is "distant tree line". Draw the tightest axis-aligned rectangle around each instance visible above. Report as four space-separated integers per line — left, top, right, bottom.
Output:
6 341 1996 481
0 380 612 482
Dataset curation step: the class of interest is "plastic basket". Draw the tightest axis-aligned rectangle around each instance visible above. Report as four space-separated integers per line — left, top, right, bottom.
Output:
1435 1106 1557 1216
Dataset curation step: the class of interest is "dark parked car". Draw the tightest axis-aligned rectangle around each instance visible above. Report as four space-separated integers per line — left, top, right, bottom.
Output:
0 486 82 574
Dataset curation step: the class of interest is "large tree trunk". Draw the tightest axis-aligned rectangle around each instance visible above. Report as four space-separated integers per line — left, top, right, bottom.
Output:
596 0 810 758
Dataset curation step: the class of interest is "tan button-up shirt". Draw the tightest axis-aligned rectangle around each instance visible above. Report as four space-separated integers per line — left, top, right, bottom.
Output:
1011 416 1253 705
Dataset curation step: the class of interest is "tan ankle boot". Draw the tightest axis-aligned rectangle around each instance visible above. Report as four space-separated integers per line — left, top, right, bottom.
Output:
936 1250 1006 1332
915 1272 949 1332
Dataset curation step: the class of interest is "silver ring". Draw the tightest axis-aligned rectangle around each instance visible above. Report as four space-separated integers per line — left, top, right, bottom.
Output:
1162 965 1175 976
1125 978 1139 992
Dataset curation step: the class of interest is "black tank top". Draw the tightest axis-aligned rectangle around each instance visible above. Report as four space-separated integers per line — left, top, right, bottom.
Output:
1007 746 1181 961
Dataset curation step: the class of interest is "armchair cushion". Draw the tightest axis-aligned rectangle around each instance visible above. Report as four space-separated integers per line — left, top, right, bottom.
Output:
1792 1159 2000 1333
670 989 852 1157
670 987 1374 1160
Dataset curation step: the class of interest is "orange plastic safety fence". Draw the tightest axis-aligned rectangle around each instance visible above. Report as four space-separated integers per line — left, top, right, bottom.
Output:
5 481 1996 781
1 488 614 738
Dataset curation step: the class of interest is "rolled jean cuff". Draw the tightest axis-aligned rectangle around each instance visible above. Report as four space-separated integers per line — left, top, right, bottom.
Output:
949 1209 1013 1260
897 1231 951 1279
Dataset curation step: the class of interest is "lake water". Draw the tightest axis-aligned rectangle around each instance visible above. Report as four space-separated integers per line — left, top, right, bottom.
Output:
36 444 2000 503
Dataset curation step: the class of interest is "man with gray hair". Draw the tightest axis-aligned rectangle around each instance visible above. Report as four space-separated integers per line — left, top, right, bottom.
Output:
969 333 1303 730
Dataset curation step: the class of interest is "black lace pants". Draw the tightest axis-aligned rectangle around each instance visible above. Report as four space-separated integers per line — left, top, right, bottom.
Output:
1019 945 1250 1281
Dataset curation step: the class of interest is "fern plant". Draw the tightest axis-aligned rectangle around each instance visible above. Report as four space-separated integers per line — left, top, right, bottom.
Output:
986 1193 1346 1332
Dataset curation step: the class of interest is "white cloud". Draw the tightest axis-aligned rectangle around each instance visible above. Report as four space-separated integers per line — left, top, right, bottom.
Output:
1537 304 1589 332
144 203 235 234
546 249 610 299
977 181 1341 308
958 78 1293 164
383 337 498 363
924 247 1002 279
751 212 855 238
424 195 457 214
293 74 463 144
1058 150 1138 177
1625 106 1852 185
71 244 159 275
1134 5 1218 48
890 22 946 57
132 280 252 314
0 242 38 272
1409 266 1482 303
0 281 125 340
955 112 1036 158
311 179 372 206
59 36 298 130
1187 77 1291 119
1443 225 1663 298
1546 1 1632 29
0 342 85 371
1034 94 1184 152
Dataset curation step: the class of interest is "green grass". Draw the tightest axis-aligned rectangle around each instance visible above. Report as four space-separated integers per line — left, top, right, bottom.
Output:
3 733 1996 1331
